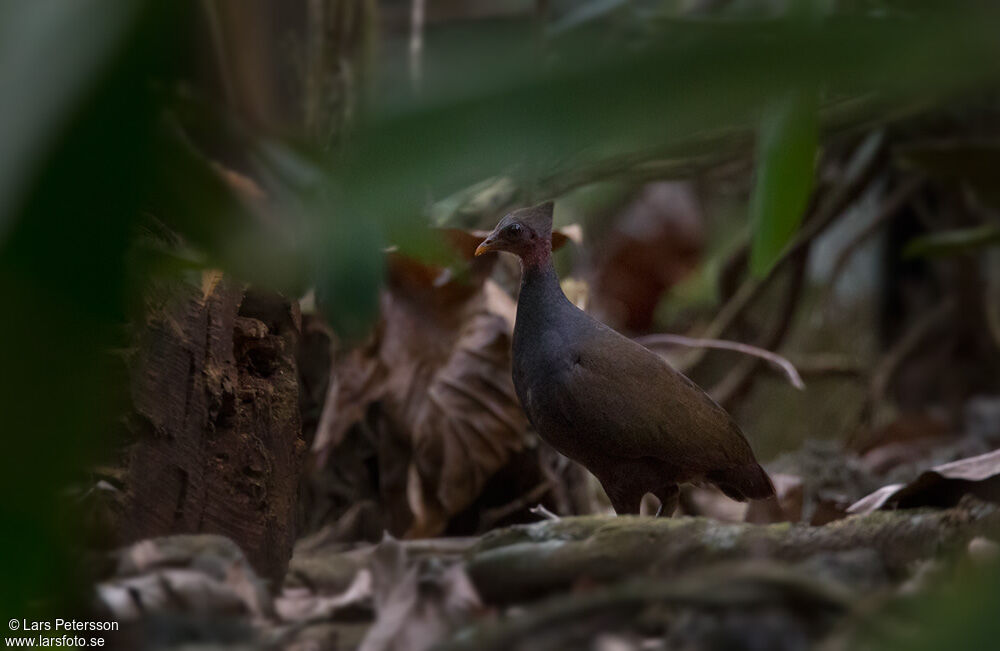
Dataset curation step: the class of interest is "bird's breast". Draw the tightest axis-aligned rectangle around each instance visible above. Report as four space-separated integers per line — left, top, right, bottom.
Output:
512 344 592 461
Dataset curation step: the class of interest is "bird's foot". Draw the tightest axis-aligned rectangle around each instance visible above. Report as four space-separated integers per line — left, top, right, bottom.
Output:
654 486 679 517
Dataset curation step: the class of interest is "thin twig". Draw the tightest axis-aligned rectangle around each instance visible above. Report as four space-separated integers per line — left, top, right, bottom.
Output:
869 298 956 409
844 297 956 446
636 334 805 391
530 504 560 521
711 248 810 406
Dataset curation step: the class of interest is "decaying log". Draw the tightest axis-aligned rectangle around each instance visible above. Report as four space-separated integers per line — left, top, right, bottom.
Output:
467 498 1000 603
120 274 305 585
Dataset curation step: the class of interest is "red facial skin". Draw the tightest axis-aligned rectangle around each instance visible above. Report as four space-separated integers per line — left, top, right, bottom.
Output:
474 201 555 271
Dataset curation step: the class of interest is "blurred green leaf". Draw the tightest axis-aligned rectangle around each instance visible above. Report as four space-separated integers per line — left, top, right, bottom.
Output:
903 223 1000 258
0 0 177 617
0 0 144 239
863 563 1000 651
147 122 306 293
310 207 385 343
339 9 1000 264
749 91 818 276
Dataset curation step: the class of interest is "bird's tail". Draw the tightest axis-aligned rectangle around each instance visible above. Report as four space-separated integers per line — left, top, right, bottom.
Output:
707 463 776 502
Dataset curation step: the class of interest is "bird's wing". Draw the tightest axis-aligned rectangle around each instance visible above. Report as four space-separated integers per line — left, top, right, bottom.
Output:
546 324 757 471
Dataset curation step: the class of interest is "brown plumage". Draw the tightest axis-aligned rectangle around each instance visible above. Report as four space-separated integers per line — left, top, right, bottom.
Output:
476 202 775 515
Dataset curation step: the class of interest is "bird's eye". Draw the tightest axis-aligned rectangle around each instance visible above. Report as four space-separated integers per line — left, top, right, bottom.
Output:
505 223 524 236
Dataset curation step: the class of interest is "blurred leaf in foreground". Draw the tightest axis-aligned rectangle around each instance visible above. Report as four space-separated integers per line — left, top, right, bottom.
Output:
338 8 1000 266
0 0 187 616
858 561 1000 651
0 0 144 236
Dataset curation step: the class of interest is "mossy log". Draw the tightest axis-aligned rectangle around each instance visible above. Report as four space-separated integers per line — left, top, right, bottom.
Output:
466 498 1000 603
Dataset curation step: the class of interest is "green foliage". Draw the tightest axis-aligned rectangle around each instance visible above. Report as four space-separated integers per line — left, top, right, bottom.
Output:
749 91 818 276
904 224 1000 259
0 0 147 238
338 8 1000 266
0 0 173 615
311 213 386 343
857 562 1000 651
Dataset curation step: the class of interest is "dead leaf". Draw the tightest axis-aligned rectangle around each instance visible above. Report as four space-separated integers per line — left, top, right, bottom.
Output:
359 537 481 651
97 534 272 621
276 568 373 622
408 284 525 520
681 485 749 522
313 246 530 537
744 472 856 526
744 473 802 524
201 269 225 301
849 410 952 455
848 448 1000 514
97 569 250 619
588 181 704 331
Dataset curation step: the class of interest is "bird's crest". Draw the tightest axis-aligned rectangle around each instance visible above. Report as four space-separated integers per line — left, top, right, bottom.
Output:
504 201 553 240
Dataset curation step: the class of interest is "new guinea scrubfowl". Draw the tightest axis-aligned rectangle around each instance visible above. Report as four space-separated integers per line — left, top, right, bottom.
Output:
475 201 775 515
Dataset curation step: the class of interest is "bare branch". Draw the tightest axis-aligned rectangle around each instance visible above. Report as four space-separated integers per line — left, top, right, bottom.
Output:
529 504 560 521
636 334 805 391
869 298 955 409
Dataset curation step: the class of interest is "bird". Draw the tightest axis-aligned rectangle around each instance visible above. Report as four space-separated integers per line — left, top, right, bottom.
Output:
475 201 775 516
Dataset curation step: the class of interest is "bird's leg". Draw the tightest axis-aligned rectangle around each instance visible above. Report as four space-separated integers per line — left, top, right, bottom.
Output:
600 480 642 515
653 484 679 517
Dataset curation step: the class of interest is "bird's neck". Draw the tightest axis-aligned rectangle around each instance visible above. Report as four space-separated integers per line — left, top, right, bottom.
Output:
520 240 552 271
517 249 569 318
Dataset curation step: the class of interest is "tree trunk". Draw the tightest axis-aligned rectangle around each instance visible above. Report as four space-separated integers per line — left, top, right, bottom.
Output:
120 273 304 585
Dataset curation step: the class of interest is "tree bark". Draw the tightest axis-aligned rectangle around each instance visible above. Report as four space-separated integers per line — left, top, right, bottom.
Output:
120 274 305 585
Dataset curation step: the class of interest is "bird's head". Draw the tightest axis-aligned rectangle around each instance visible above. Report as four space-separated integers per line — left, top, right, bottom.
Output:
475 201 554 265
